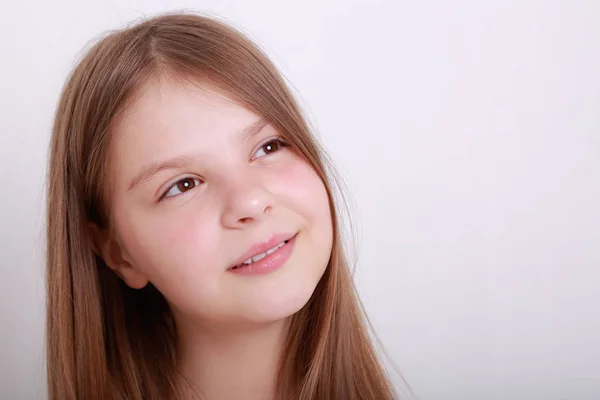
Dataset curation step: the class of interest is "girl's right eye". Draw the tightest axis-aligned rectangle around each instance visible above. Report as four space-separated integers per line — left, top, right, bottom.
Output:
159 177 201 202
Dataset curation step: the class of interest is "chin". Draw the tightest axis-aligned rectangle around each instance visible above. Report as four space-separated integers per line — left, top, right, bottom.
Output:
241 271 323 324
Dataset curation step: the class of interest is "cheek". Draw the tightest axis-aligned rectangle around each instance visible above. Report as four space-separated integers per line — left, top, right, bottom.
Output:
162 213 214 255
277 157 332 222
119 205 220 281
275 157 334 266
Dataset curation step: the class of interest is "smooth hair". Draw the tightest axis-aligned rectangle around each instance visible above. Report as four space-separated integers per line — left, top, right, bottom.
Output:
46 11 399 400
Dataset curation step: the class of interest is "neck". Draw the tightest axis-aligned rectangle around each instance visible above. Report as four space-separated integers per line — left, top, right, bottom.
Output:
175 317 289 400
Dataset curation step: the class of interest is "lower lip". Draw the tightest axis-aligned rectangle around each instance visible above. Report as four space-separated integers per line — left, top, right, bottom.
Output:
228 234 297 276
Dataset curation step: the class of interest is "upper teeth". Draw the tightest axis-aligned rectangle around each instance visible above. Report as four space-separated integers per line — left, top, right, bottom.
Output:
242 241 286 265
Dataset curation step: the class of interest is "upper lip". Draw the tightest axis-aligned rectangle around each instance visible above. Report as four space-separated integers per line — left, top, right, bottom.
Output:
230 232 296 268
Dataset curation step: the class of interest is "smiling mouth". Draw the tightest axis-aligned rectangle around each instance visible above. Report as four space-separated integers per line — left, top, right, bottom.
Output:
230 239 291 270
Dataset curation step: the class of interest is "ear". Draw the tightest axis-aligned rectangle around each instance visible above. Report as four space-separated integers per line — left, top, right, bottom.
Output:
88 222 149 289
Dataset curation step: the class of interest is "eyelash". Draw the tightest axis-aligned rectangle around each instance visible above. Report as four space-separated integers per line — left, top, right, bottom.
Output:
157 137 289 202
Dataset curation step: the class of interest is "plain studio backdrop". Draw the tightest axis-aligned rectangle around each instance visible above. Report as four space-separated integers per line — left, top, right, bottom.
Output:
1 1 599 399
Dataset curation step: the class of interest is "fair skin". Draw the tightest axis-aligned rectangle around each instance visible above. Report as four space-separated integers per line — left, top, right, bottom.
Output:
92 76 333 400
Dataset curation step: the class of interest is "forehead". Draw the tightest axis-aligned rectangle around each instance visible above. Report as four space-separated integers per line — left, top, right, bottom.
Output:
114 78 253 141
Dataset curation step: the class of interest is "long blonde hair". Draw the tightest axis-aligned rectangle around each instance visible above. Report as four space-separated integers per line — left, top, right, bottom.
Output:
46 11 399 399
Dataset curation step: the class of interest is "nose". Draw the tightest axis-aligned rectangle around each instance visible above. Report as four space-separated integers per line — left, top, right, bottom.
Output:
220 173 273 228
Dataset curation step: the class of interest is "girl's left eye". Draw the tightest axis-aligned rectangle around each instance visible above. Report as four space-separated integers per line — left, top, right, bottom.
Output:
252 138 288 160
159 177 201 201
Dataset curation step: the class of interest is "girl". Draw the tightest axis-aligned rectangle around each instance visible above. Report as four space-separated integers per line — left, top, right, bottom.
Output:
46 11 402 400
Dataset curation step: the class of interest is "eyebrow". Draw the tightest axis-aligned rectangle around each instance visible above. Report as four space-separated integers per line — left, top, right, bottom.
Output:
127 117 269 192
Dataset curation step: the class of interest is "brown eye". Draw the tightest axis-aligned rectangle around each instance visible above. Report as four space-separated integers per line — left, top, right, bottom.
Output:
161 177 201 201
176 178 197 192
253 138 288 159
264 140 280 153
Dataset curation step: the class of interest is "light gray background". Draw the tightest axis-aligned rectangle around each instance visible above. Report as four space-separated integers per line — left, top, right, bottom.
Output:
1 1 599 399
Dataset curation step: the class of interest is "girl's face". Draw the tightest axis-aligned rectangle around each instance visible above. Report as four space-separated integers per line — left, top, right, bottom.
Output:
104 78 333 326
